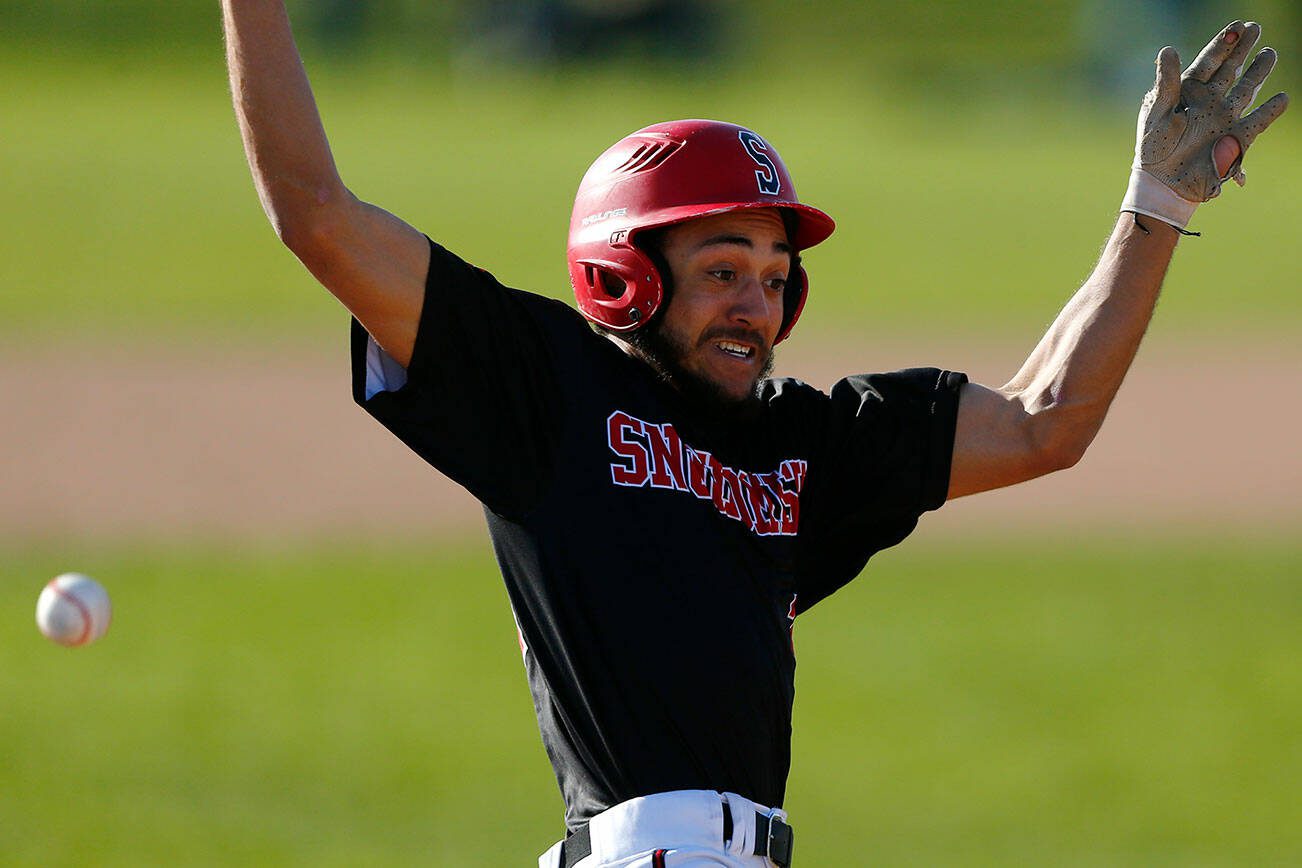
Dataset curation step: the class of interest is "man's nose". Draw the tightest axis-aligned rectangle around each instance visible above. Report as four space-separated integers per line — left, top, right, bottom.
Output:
729 276 773 325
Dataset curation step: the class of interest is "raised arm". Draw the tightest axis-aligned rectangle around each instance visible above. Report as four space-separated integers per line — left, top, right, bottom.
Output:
948 20 1288 500
222 0 429 366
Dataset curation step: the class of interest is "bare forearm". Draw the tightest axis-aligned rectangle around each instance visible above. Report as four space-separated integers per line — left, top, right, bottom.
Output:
221 0 430 365
222 0 345 241
1005 214 1178 461
947 22 1286 501
1008 20 1287 462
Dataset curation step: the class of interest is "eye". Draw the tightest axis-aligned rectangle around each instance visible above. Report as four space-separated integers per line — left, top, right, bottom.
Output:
765 277 788 293
708 269 736 282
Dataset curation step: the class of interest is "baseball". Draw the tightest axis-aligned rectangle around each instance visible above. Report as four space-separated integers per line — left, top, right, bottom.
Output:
36 572 112 647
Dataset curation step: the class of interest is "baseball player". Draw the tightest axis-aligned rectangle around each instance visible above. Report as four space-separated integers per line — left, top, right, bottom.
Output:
222 4 1287 865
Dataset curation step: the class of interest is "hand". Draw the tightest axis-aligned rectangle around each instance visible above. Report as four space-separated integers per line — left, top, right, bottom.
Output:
1123 21 1289 230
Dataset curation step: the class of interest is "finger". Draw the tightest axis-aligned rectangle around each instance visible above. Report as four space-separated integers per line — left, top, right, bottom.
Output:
1150 46 1182 112
1210 20 1261 88
1232 91 1290 150
1213 136 1242 178
1216 148 1243 189
1228 48 1278 112
1184 20 1247 82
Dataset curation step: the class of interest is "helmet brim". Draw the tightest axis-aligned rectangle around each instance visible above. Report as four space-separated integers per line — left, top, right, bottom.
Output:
629 201 835 251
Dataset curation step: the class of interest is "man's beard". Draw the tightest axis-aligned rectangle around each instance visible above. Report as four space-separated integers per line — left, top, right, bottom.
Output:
628 321 775 429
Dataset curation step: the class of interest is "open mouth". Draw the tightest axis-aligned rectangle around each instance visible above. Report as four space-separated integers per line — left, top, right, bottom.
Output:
715 340 755 360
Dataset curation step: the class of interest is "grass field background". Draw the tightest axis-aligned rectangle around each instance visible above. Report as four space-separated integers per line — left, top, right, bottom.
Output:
4 4 1300 863
3 540 1299 865
2 49 1298 344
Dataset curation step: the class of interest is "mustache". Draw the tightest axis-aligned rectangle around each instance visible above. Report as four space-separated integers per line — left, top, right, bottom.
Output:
697 327 769 351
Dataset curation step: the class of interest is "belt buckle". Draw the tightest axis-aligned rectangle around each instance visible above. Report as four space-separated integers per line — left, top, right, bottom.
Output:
764 811 794 867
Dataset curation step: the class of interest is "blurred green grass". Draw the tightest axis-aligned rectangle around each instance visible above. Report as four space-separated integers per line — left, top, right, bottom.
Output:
2 539 1298 865
3 51 1297 344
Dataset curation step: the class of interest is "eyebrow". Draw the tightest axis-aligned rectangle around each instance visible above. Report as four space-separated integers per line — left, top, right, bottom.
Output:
694 233 793 255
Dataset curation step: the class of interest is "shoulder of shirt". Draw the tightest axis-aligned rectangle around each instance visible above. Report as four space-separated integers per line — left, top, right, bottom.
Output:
761 368 950 410
495 283 602 338
497 287 640 374
759 376 828 406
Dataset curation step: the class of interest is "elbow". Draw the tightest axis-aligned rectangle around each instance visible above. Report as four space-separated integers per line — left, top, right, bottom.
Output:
1040 438 1088 474
261 181 352 259
275 212 334 260
1017 397 1095 477
1027 417 1092 476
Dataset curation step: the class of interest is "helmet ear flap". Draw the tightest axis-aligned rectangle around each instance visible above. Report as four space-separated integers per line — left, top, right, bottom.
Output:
577 263 631 300
775 255 808 345
774 210 806 345
572 245 665 331
597 269 627 298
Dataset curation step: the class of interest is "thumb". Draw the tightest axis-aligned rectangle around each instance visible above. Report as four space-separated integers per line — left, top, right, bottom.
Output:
1213 136 1242 179
1151 46 1182 112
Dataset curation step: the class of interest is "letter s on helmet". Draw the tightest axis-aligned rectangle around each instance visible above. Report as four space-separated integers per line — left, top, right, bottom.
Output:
567 119 835 344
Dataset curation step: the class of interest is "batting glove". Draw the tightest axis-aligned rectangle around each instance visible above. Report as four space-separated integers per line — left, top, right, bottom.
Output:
1122 20 1289 231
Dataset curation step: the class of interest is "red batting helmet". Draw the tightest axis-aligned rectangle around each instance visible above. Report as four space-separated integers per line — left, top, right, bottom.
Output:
567 119 835 344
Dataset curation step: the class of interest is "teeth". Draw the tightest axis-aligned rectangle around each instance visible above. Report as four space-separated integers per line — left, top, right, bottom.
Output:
718 341 752 358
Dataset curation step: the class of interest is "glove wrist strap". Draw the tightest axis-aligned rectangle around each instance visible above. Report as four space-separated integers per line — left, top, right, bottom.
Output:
1121 166 1199 230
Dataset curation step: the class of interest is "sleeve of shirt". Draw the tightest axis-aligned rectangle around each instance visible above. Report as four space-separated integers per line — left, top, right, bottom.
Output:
350 237 567 519
795 367 967 612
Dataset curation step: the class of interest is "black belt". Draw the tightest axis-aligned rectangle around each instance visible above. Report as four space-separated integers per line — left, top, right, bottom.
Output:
559 798 793 867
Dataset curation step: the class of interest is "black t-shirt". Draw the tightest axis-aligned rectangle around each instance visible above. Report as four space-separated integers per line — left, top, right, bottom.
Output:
352 238 967 831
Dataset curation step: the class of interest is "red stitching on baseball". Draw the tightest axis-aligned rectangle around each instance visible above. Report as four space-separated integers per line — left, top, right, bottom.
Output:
48 579 93 646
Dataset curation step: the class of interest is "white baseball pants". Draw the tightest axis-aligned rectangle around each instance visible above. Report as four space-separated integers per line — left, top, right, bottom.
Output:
538 790 787 867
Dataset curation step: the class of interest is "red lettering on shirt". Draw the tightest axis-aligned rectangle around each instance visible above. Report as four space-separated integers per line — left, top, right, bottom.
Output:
607 411 650 487
713 464 745 523
741 470 781 536
646 421 688 492
684 445 714 500
776 459 807 534
605 411 806 536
